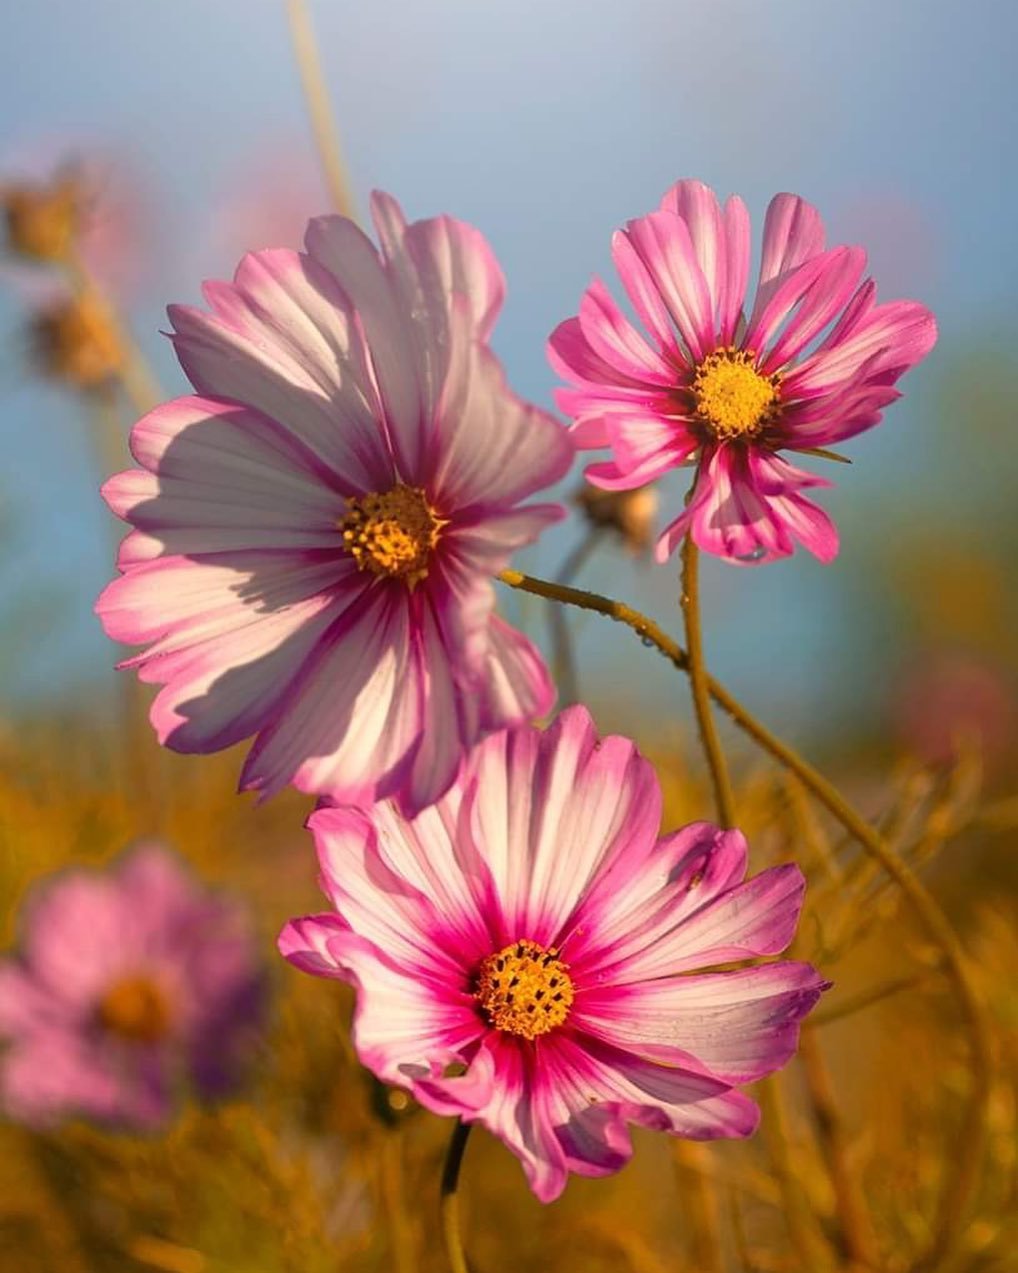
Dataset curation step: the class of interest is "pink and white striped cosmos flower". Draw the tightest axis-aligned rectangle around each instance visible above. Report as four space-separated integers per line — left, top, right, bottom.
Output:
550 179 937 565
0 844 265 1128
280 706 826 1201
97 194 574 814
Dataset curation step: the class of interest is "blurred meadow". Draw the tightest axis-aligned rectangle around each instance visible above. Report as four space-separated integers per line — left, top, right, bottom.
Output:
1 1 1016 1271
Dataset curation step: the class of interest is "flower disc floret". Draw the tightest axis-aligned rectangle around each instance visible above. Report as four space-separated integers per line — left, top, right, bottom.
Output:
96 975 171 1043
475 940 574 1039
692 349 779 440
340 484 444 589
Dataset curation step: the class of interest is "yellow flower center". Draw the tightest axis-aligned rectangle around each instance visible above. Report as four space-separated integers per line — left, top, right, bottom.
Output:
339 484 445 589
475 940 574 1040
691 348 780 440
96 976 172 1043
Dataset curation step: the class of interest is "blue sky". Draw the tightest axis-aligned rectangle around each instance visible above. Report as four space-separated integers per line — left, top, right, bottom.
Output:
2 0 1016 741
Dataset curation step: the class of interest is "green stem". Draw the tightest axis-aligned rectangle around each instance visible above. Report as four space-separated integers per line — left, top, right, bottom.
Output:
679 537 736 828
440 1120 472 1273
497 567 993 1272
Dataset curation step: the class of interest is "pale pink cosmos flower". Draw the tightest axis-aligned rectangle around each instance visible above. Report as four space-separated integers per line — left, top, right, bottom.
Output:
550 179 937 565
0 844 265 1128
97 194 574 814
280 706 826 1201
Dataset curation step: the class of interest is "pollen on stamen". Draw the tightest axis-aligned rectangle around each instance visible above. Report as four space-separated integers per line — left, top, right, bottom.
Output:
691 348 780 441
339 483 446 589
475 939 574 1040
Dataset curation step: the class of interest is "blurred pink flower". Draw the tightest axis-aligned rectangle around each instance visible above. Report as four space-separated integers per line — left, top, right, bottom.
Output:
550 179 937 565
97 194 573 815
0 844 265 1129
281 706 826 1202
893 651 1016 771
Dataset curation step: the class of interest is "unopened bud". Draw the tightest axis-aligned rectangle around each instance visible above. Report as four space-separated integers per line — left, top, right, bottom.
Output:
574 482 658 555
2 174 80 263
29 293 122 391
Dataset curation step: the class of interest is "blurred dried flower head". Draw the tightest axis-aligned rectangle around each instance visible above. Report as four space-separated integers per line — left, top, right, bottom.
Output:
2 170 80 262
574 481 658 555
29 291 122 390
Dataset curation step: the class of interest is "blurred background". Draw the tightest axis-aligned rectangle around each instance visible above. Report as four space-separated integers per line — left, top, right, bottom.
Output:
1 1 1015 1270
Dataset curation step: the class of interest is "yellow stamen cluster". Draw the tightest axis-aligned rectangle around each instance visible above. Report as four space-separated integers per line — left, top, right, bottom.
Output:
30 293 123 391
475 939 574 1040
691 348 780 440
339 484 445 589
96 975 172 1044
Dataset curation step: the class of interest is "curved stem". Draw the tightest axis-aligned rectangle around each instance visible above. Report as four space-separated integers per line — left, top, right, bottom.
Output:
679 537 736 828
497 567 993 1271
285 0 359 222
440 1120 472 1273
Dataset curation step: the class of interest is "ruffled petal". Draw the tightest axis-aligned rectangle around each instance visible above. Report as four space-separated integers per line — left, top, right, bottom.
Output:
97 553 353 751
169 249 390 492
429 302 574 511
370 191 506 469
303 215 425 477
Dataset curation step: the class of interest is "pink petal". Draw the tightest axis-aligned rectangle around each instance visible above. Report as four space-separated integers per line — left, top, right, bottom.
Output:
787 297 938 397
476 614 557 733
745 247 865 367
458 706 662 947
303 215 424 478
576 961 827 1081
719 195 751 344
617 211 714 361
239 585 423 804
170 251 390 492
104 396 349 556
429 302 574 512
659 179 727 333
98 554 352 751
578 278 676 385
370 191 507 467
751 191 826 322
282 916 483 1090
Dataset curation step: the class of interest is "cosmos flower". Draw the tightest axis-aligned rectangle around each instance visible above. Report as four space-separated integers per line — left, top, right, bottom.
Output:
280 706 826 1201
0 844 265 1128
97 194 573 814
549 179 937 565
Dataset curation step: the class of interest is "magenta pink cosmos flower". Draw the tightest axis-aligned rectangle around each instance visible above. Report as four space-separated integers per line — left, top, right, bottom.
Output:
97 194 574 814
549 179 937 565
280 706 826 1201
0 844 265 1128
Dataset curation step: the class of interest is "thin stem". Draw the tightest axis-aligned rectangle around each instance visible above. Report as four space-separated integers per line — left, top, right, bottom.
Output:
285 0 359 221
798 1026 880 1269
549 528 603 707
679 537 736 828
497 567 993 1271
439 1120 472 1273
